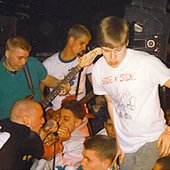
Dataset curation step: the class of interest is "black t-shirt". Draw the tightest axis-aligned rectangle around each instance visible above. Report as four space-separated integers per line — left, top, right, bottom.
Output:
0 118 44 170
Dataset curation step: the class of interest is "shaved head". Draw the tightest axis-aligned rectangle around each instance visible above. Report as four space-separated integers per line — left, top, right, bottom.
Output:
10 98 42 121
10 98 45 133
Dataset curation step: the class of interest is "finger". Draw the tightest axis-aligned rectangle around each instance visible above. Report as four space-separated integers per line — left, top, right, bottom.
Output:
161 145 169 157
156 137 162 148
159 144 166 156
119 153 125 164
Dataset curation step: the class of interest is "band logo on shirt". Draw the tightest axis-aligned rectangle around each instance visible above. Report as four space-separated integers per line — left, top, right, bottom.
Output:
101 73 135 85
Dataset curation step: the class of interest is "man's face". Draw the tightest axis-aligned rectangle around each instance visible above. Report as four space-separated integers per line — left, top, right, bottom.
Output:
28 105 45 134
81 149 107 170
101 45 127 68
59 108 80 133
71 35 91 56
105 119 116 138
5 47 29 71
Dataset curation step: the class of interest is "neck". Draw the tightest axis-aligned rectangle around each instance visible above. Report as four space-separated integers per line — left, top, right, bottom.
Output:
3 59 15 72
61 46 77 61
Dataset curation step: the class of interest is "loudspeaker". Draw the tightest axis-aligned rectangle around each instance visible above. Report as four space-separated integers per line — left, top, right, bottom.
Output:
124 0 170 110
124 3 170 62
0 15 17 57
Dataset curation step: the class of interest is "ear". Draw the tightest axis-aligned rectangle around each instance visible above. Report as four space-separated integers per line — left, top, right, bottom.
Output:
22 115 30 126
126 39 129 46
102 159 111 170
75 119 82 128
5 50 10 59
68 36 75 45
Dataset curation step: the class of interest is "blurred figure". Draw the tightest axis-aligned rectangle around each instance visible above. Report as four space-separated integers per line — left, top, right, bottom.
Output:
88 95 109 135
98 117 116 139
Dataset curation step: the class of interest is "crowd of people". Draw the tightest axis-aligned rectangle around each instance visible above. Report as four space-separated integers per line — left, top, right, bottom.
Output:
0 15 170 170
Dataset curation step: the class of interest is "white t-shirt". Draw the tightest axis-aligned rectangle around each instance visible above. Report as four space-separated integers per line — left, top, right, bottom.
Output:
92 48 170 153
43 52 92 110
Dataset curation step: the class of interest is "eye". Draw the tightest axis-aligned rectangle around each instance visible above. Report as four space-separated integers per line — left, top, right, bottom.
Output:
114 48 122 52
102 48 111 53
80 41 86 46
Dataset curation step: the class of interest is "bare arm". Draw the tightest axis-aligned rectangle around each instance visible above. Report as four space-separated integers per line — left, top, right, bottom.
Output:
41 75 70 96
40 82 45 101
41 74 61 88
105 94 125 166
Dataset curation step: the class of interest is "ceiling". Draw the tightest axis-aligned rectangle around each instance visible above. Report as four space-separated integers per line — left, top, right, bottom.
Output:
0 0 169 54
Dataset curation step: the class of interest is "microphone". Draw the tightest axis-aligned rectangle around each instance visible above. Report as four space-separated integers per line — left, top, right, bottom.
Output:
43 119 58 133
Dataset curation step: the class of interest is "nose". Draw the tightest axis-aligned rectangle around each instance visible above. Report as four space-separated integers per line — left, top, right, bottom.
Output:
81 44 87 52
111 50 117 60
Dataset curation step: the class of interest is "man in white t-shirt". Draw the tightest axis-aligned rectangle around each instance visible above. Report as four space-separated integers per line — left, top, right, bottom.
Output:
41 25 92 115
92 16 170 170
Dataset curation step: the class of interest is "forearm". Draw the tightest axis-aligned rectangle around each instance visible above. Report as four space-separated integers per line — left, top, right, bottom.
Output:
105 94 122 153
41 74 61 88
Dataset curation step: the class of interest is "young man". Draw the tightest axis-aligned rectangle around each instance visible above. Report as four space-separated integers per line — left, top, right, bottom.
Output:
0 98 45 169
33 99 89 170
97 117 116 139
92 16 170 170
41 24 92 113
79 135 116 170
0 36 69 120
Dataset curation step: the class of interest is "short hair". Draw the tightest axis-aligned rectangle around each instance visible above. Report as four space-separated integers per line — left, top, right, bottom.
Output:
97 16 129 49
5 36 31 52
10 98 41 121
154 157 170 169
67 24 91 40
61 99 85 120
84 135 117 162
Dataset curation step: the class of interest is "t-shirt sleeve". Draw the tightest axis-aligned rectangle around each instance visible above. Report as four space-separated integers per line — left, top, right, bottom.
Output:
29 57 47 81
92 62 107 95
145 56 170 86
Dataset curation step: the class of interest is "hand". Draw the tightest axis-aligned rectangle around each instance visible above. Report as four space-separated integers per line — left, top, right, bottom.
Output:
43 133 58 146
57 126 70 141
59 83 71 96
157 128 170 156
78 47 102 68
111 143 125 169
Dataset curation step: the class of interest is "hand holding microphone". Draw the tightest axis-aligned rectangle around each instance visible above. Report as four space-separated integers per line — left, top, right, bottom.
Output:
41 119 59 145
43 119 58 133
